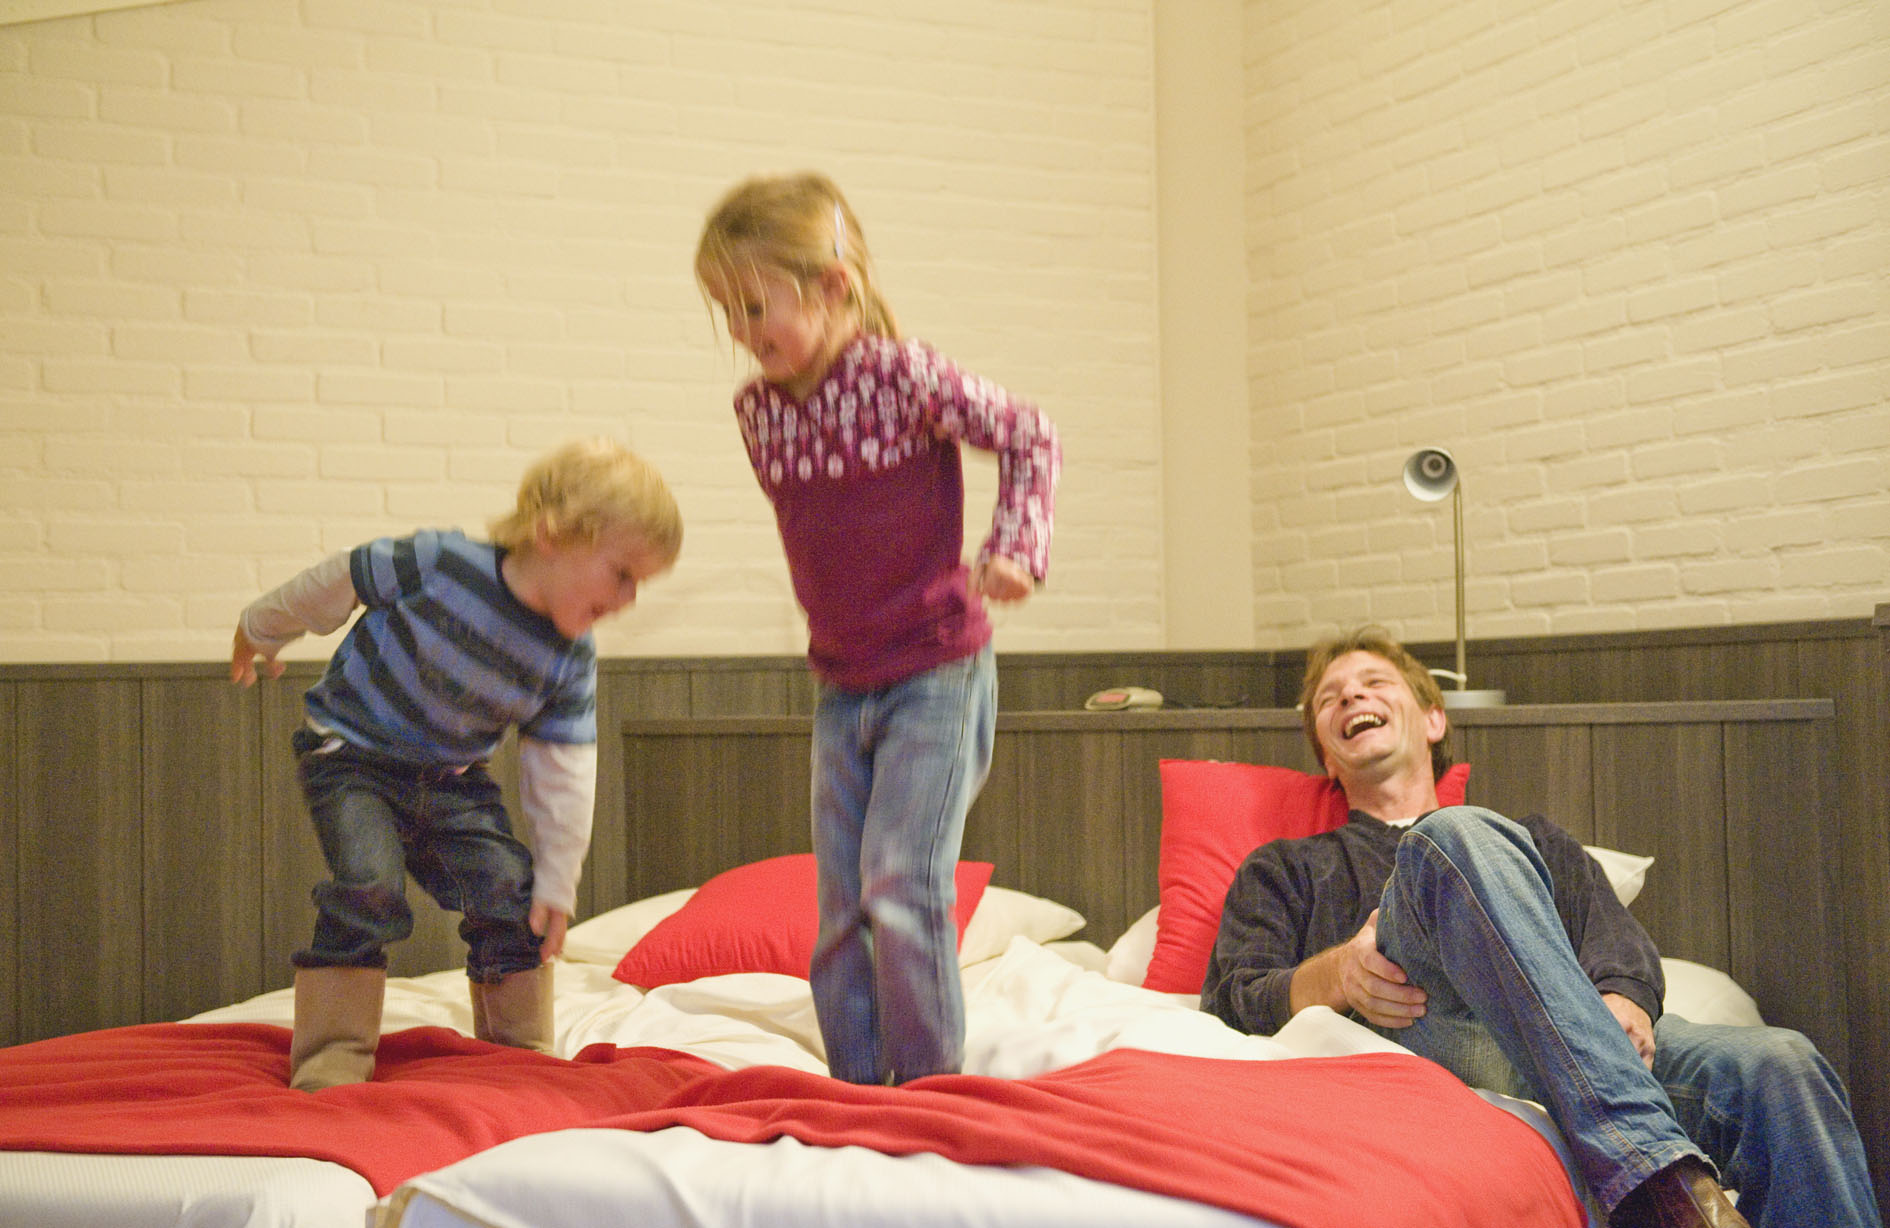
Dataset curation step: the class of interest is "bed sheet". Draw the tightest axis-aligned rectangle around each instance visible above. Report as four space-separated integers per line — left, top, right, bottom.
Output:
368 938 1602 1228
378 1126 1277 1228
9 930 1758 1228
0 1150 375 1228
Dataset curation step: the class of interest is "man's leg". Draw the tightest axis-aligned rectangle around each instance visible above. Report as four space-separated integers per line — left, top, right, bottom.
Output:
1373 807 1702 1214
1655 1015 1880 1228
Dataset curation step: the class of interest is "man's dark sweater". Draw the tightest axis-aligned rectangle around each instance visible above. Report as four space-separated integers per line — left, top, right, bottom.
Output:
1200 809 1665 1037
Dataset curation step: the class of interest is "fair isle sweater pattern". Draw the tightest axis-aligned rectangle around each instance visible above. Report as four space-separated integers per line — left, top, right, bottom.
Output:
734 333 1058 579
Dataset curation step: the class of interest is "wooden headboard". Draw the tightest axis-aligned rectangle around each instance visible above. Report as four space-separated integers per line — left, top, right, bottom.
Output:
619 699 1844 1077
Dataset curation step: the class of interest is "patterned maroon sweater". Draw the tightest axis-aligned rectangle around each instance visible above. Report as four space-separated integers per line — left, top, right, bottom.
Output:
734 333 1059 691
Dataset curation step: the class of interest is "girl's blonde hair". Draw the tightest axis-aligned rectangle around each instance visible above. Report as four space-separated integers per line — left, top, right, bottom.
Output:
489 436 683 562
693 171 899 340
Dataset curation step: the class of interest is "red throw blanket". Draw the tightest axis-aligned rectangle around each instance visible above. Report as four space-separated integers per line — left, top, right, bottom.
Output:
0 1023 1583 1228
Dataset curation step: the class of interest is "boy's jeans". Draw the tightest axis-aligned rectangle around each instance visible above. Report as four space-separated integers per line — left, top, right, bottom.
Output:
291 727 540 983
808 645 996 1086
1373 807 1878 1227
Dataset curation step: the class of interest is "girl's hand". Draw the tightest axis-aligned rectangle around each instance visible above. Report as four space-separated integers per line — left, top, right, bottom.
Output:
230 627 284 687
970 556 1034 604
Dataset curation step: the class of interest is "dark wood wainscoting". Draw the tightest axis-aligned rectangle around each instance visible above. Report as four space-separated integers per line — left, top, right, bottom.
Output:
1 609 1885 1206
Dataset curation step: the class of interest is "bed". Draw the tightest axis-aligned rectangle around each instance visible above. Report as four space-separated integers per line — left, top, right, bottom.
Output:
0 700 1840 1227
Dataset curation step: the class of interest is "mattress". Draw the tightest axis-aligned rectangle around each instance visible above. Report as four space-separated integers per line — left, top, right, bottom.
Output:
1 874 1761 1228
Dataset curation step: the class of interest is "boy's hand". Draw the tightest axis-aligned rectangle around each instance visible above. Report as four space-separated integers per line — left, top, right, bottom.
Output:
230 627 284 687
530 902 569 962
969 556 1034 604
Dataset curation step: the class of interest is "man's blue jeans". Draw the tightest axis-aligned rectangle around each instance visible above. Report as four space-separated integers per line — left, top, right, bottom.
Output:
291 727 541 983
1656 1014 1879 1228
1372 808 1877 1226
808 645 996 1086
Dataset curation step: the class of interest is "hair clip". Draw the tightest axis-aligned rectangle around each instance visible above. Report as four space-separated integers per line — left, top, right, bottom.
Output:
833 201 847 261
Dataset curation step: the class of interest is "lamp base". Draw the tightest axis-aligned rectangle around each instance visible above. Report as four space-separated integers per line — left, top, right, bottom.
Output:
1442 688 1507 710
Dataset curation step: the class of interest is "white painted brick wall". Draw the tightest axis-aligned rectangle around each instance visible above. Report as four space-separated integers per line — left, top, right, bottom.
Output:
1 0 1160 663
1245 0 1890 649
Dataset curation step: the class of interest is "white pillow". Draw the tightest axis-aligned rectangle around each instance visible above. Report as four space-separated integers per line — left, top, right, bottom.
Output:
1584 844 1654 907
560 887 695 965
564 883 1085 969
1105 905 1161 984
959 886 1086 964
1661 957 1764 1027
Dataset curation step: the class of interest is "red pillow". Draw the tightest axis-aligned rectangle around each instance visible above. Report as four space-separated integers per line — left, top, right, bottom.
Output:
612 853 994 988
1142 760 1470 994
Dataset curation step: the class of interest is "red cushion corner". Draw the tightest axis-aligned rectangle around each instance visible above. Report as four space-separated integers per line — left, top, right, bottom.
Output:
613 854 993 989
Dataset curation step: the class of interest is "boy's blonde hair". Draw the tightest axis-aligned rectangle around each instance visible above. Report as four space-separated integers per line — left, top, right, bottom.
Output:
489 437 682 562
1297 625 1453 781
694 171 899 340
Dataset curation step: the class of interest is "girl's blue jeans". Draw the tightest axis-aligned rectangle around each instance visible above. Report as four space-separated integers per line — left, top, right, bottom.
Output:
1374 807 1877 1226
290 726 541 983
808 644 996 1085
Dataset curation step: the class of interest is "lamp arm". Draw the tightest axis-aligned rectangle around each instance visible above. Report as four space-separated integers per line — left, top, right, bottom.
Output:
1451 484 1466 690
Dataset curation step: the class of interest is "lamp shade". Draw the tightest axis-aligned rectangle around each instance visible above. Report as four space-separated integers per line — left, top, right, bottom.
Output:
1402 447 1458 503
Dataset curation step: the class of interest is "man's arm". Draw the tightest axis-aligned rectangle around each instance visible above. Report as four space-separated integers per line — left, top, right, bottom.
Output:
1201 847 1304 1033
1202 839 1429 1033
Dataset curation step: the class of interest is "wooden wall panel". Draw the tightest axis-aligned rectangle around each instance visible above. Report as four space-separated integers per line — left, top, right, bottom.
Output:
963 736 1023 886
1000 657 1272 713
16 679 142 1042
1002 729 1128 940
620 721 811 905
1722 718 1845 1069
141 677 264 1022
1591 722 1729 971
1456 725 1596 844
0 684 15 1049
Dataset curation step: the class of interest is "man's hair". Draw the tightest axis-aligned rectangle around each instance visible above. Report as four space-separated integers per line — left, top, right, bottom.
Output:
1298 625 1453 780
488 436 683 563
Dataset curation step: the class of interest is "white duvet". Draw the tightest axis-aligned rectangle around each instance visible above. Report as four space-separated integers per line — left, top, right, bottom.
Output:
1 922 1756 1228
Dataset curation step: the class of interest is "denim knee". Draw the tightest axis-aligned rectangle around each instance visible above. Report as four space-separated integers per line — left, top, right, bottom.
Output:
1726 1027 1841 1105
1409 806 1516 854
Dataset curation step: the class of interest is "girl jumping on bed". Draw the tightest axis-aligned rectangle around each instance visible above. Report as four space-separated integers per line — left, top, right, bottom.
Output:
694 172 1060 1085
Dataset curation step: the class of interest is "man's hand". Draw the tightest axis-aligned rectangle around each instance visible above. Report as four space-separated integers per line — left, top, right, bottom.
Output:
530 902 569 963
1294 908 1428 1027
1602 992 1656 1068
1338 909 1428 1028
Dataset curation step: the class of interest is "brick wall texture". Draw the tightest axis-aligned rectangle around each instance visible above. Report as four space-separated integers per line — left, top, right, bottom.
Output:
1244 0 1889 645
1 0 1885 662
1 0 1160 662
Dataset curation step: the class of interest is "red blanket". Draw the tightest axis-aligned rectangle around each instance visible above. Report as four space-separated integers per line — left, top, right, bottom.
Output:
0 1023 1583 1228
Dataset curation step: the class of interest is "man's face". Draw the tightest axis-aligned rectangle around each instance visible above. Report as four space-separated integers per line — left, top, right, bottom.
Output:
1308 650 1447 783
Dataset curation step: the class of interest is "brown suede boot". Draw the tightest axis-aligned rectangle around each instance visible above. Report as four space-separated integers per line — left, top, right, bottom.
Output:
288 966 386 1091
1612 1157 1749 1228
469 963 555 1053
